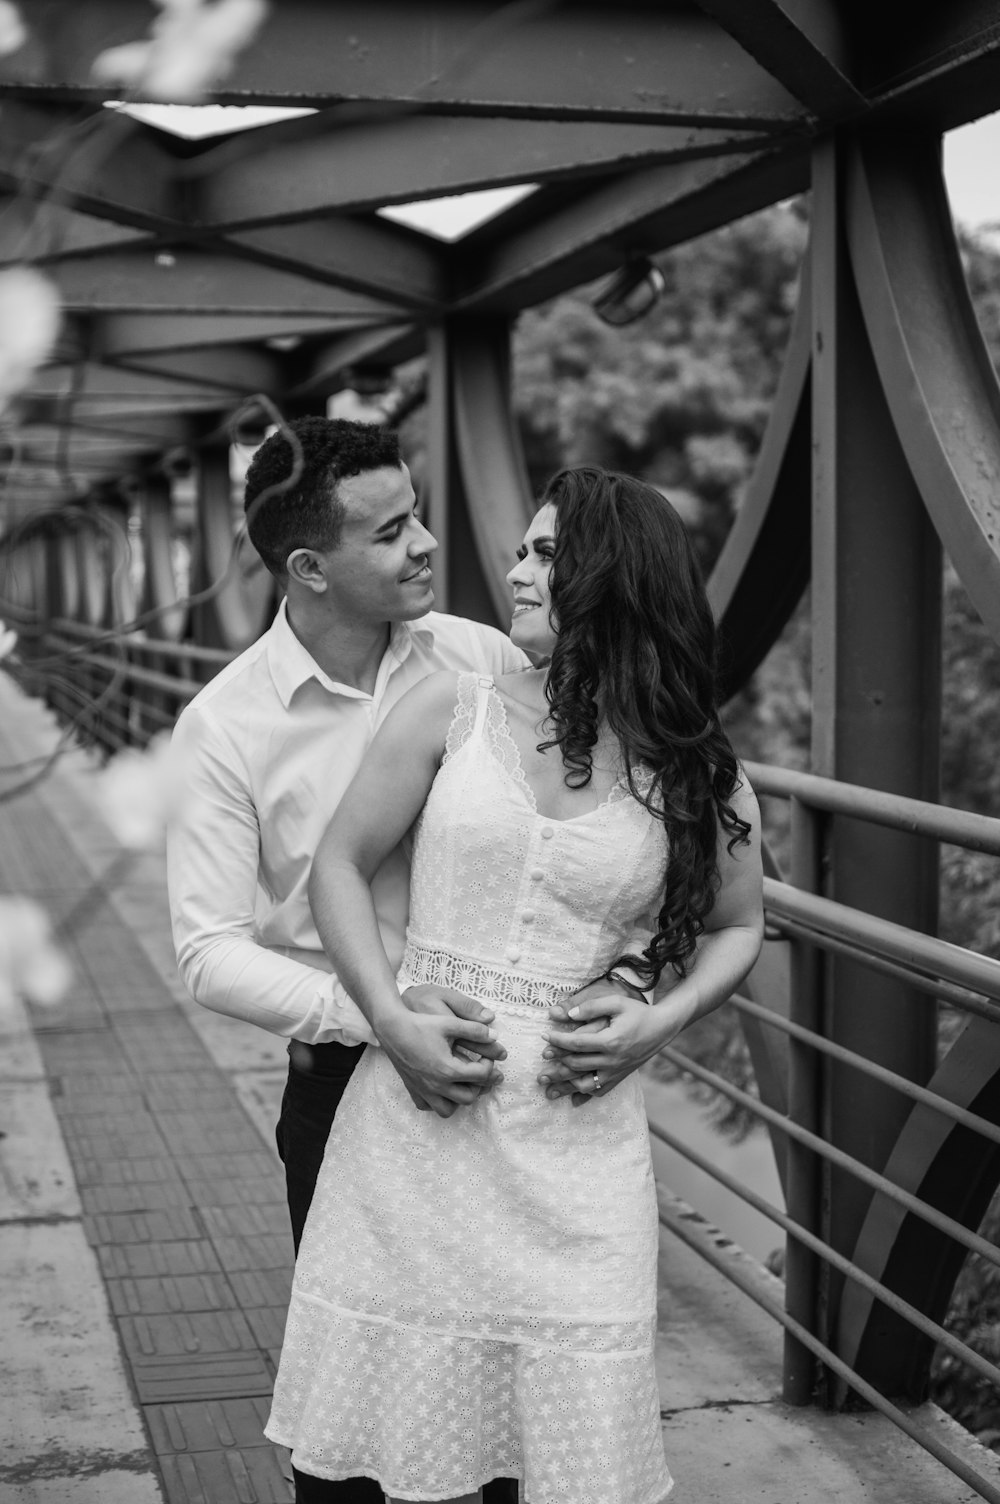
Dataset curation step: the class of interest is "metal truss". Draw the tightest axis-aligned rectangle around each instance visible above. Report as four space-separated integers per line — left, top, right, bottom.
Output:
7 0 1000 1432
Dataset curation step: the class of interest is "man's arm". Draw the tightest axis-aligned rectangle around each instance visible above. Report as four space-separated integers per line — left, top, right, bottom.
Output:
166 705 372 1044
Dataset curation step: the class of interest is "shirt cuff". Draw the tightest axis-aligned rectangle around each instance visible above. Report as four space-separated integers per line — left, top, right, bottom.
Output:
315 973 379 1047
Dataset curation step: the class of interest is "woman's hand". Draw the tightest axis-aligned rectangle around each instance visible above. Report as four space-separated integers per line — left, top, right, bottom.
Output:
378 1003 505 1118
539 984 675 1107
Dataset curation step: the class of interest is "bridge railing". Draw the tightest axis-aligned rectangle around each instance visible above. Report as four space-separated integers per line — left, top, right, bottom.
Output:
16 617 229 750
646 759 1000 1503
10 622 1000 1499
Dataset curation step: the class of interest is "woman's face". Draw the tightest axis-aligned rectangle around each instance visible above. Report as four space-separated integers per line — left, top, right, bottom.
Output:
506 502 558 657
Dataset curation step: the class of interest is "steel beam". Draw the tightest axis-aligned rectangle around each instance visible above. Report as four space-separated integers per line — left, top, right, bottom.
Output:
224 218 449 310
423 317 529 628
859 1 1000 130
835 1015 1000 1399
18 412 197 448
26 363 241 403
139 473 186 644
198 115 767 227
0 101 180 229
451 316 534 624
708 251 812 697
0 195 149 263
47 248 405 316
189 437 272 650
112 346 285 397
455 144 809 312
810 132 941 1397
289 326 423 400
0 0 806 129
96 313 348 356
845 132 1000 647
693 0 866 118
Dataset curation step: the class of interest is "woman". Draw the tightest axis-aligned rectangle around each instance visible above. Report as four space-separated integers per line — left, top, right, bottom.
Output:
266 467 764 1503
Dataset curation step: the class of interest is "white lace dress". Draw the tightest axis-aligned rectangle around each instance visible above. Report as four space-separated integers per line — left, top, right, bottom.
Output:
265 675 674 1504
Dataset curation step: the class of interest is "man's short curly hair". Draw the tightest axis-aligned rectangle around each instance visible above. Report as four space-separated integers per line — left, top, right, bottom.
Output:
244 417 402 578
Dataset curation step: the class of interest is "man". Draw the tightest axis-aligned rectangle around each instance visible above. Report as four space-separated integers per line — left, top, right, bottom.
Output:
167 418 526 1504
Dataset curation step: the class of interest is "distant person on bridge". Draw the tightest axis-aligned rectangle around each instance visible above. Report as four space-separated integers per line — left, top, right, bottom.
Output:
166 419 649 1504
266 466 764 1503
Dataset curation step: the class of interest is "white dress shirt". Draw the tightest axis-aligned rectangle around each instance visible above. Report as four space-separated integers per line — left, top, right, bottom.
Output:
167 601 528 1046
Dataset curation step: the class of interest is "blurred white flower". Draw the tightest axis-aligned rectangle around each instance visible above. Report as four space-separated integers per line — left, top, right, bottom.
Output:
0 898 72 1011
92 0 268 103
96 731 189 852
0 622 17 662
0 2 26 56
0 267 60 412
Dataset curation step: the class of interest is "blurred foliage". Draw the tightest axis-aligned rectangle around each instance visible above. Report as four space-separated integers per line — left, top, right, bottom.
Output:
512 201 808 570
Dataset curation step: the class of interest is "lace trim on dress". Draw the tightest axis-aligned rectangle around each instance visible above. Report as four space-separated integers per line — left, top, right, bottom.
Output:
442 672 482 762
401 940 576 1013
488 682 657 816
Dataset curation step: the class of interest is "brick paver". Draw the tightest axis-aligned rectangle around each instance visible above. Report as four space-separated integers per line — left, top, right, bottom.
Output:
0 677 293 1503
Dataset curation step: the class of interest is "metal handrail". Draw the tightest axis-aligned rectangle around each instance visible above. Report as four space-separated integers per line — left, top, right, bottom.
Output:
731 992 1000 1148
658 1043 1000 1272
46 617 232 667
659 1197 1000 1504
648 1113 1000 1392
764 876 1000 1004
770 911 1000 1023
745 759 1000 856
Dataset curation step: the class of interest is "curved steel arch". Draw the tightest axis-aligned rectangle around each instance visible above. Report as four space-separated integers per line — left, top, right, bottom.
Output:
836 1015 1000 1400
818 125 1000 1398
846 130 1000 646
708 250 812 701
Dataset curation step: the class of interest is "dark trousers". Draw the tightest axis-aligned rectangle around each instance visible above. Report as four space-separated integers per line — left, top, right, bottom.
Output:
275 1040 518 1504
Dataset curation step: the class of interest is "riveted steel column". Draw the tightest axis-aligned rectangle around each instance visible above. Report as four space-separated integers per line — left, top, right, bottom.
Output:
141 472 185 644
190 438 273 654
426 323 454 614
810 132 940 1399
783 793 826 1404
424 318 513 628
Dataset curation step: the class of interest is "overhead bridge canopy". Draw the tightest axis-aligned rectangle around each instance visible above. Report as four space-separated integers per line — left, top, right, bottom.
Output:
1 0 1000 516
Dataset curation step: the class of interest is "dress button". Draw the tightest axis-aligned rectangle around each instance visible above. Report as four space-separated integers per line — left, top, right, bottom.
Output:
522 912 535 924
540 826 554 840
507 949 521 965
530 868 544 882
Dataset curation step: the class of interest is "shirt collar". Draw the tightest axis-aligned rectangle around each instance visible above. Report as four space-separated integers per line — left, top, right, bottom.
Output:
266 598 436 708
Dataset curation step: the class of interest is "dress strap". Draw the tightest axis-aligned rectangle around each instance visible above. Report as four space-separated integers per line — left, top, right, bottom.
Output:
443 673 493 761
471 675 494 738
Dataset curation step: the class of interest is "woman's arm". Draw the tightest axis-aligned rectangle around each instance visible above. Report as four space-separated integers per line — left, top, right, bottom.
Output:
540 775 764 1102
308 672 503 1117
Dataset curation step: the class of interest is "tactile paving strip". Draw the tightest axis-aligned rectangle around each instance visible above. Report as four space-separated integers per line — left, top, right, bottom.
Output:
0 700 296 1502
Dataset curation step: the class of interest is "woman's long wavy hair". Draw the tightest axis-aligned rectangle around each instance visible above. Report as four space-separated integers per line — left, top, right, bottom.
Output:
538 466 750 986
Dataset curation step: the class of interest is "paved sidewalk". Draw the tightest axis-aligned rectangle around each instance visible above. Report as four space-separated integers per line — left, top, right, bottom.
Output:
0 668 993 1503
0 677 293 1503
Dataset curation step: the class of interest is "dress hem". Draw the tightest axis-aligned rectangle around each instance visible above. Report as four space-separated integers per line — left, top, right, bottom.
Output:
264 1447 675 1504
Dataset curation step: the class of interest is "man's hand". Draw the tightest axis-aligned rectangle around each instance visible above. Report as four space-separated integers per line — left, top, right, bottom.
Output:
539 976 665 1107
380 985 506 1118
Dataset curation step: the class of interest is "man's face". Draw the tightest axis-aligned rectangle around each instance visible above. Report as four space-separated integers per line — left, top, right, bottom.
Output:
319 463 437 624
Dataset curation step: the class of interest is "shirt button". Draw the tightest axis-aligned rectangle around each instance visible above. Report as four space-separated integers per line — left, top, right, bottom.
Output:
507 949 521 965
530 868 544 882
540 826 554 840
522 912 535 924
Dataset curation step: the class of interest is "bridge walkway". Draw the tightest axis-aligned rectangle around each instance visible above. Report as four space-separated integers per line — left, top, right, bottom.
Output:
0 669 986 1503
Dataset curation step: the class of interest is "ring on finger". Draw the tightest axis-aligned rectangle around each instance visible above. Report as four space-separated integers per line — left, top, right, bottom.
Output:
592 1071 602 1093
